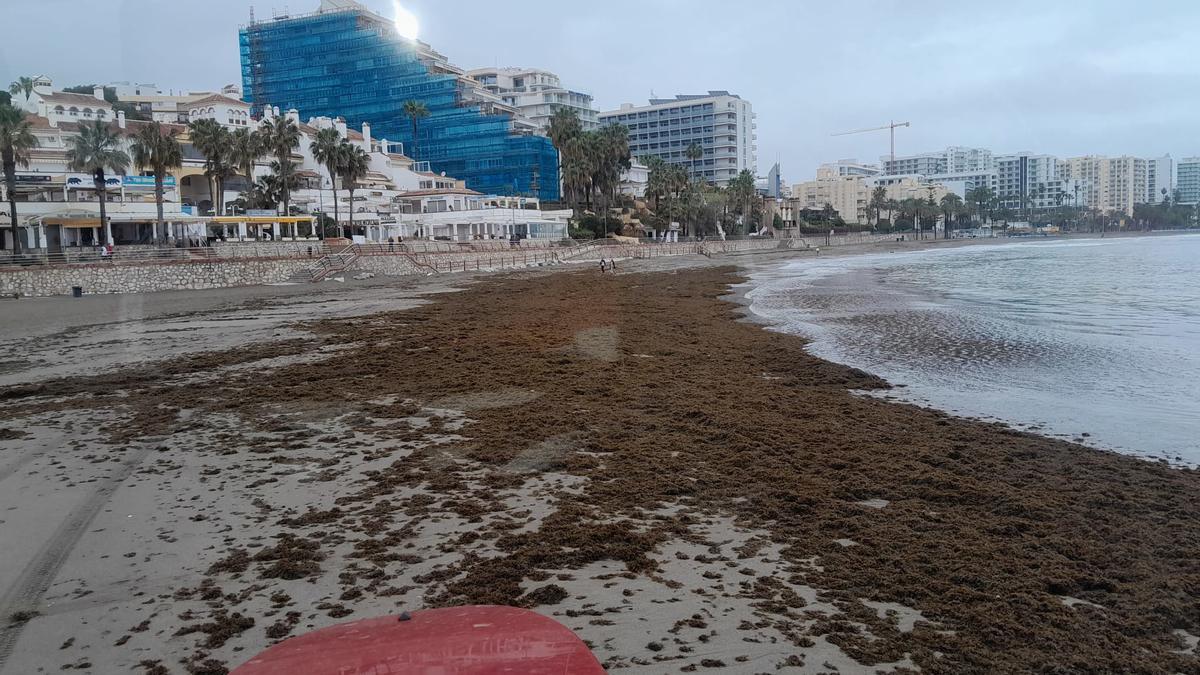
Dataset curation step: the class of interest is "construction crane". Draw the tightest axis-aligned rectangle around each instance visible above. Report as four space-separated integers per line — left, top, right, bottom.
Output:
832 121 911 168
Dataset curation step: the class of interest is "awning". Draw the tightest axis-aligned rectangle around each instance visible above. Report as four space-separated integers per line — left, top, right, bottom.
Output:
44 217 103 228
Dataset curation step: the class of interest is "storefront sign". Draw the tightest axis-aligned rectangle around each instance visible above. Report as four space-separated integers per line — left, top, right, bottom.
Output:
246 209 277 217
14 174 55 184
122 175 176 188
65 173 122 189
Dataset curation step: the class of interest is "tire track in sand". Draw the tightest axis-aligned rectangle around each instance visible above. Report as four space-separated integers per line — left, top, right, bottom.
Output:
0 445 153 673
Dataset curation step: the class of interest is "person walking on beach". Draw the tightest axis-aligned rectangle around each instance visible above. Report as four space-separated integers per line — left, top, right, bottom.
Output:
599 258 607 272
610 259 617 271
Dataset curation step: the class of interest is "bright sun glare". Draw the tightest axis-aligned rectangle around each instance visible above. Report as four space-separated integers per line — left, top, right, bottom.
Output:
393 2 419 40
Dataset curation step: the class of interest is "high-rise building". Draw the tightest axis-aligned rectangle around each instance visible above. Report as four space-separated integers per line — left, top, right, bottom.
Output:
465 67 599 132
599 91 756 185
1178 158 1200 205
1059 156 1148 215
882 146 993 176
881 152 945 177
1146 155 1174 204
239 0 560 200
817 159 880 178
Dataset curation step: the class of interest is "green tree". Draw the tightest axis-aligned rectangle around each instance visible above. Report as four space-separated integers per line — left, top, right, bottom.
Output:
727 169 757 235
8 77 35 105
260 117 301 215
337 144 370 238
685 142 703 180
230 127 264 192
130 122 183 243
188 119 232 216
309 127 344 238
869 185 887 228
401 100 430 160
593 124 631 234
65 119 130 246
0 104 39 253
940 193 963 238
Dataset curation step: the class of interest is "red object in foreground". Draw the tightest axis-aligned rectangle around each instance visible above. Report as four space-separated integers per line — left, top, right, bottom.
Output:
230 605 605 675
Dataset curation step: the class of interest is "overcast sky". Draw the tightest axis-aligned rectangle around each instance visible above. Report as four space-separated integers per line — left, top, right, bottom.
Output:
2 0 1197 183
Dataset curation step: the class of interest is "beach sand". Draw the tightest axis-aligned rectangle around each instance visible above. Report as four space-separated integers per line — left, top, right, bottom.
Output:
1 244 1198 674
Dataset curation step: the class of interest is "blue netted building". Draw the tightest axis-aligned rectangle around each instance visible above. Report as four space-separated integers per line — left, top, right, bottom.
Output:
238 1 559 201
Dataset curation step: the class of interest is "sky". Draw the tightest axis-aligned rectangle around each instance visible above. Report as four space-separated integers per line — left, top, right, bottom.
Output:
2 0 1198 185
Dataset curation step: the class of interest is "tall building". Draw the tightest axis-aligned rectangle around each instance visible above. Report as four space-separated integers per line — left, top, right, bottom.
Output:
239 0 560 200
881 151 945 177
994 152 1054 210
599 91 756 185
1178 158 1200 205
1146 155 1174 204
465 67 599 131
882 146 993 176
1059 156 1148 215
817 159 880 178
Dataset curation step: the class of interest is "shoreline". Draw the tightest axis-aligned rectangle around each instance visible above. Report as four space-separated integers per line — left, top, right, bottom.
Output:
0 248 1198 673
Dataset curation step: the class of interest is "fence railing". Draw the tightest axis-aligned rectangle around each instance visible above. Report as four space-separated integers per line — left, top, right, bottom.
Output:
0 243 329 270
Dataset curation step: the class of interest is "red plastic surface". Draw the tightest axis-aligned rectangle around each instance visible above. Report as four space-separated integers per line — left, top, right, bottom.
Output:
230 605 606 675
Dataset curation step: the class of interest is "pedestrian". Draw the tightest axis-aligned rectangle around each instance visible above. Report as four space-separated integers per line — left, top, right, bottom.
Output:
388 237 395 253
599 258 607 273
307 245 313 257
610 258 617 271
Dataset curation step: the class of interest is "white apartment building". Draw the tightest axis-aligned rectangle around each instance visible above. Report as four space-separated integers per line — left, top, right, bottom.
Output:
618 159 649 198
9 76 116 126
466 67 599 131
1058 156 1148 215
184 94 252 129
882 146 993 178
1177 158 1200 205
817 159 880 179
1146 155 1173 204
600 91 756 186
790 175 949 224
118 84 246 125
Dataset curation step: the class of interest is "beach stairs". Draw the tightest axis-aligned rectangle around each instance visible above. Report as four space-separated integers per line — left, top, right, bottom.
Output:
284 244 360 283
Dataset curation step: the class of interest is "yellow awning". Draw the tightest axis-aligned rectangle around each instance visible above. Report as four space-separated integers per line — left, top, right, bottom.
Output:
44 217 102 228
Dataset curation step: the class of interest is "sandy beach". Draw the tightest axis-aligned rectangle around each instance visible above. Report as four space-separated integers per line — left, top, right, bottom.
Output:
1 241 1198 674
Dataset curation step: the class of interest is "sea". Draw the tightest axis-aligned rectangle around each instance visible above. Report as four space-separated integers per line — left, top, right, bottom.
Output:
745 234 1200 465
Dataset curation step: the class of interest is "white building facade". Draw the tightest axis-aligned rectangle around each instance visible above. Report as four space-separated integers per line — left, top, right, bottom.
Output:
600 91 757 186
1177 158 1200 205
466 67 599 131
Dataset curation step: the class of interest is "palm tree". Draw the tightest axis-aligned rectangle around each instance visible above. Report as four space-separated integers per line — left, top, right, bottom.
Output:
869 186 887 227
337 144 370 238
547 108 581 155
65 119 130 246
547 109 581 204
188 119 232 215
229 127 264 197
727 169 757 235
130 122 183 243
8 77 35 106
309 127 343 236
0 104 39 253
884 199 899 228
685 142 703 181
260 117 301 215
401 100 430 160
940 193 963 239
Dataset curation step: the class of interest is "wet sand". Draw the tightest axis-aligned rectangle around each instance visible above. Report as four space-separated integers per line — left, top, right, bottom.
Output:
1 247 1198 674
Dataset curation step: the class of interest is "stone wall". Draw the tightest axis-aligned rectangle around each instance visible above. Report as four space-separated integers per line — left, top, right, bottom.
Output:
0 258 313 297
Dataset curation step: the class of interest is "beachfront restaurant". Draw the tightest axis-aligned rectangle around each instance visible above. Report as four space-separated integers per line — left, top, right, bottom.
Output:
1 171 208 250
207 215 318 241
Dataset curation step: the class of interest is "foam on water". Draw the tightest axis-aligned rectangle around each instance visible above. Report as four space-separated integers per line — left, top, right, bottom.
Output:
746 235 1200 465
